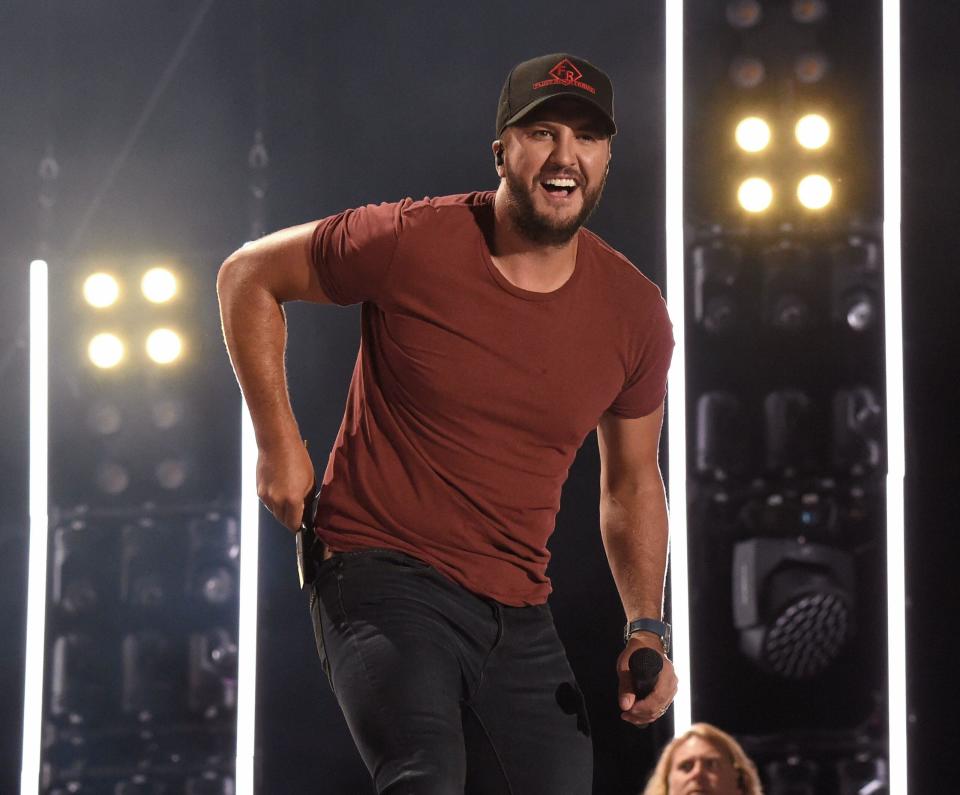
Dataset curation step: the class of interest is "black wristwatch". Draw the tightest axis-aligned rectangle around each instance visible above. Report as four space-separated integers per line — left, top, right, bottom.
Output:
624 618 672 656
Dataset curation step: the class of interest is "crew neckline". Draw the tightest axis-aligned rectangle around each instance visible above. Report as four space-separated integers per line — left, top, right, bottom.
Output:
478 227 583 303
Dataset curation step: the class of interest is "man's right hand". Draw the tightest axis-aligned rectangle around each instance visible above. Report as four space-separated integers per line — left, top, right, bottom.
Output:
256 440 316 532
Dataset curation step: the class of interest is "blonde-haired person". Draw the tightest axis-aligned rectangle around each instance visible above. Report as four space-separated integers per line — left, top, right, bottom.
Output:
642 723 764 795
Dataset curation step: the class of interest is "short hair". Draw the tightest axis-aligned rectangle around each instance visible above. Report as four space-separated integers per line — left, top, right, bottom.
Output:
641 723 764 795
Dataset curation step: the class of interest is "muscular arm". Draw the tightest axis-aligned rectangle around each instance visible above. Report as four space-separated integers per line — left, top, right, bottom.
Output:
596 404 678 724
216 222 330 530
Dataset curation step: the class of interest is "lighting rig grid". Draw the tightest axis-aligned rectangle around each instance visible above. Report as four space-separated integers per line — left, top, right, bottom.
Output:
668 1 905 791
31 500 241 793
22 255 243 793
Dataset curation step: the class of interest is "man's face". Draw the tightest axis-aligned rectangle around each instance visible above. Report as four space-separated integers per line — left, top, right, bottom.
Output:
497 98 612 246
667 736 742 795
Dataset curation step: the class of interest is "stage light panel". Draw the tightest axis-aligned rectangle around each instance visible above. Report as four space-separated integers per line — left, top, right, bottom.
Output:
797 174 833 209
88 332 126 369
141 267 178 304
796 114 831 149
83 273 120 309
738 178 774 213
146 328 183 365
735 117 771 153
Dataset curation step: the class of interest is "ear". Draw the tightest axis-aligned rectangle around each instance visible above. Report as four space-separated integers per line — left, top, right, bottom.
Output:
492 140 505 175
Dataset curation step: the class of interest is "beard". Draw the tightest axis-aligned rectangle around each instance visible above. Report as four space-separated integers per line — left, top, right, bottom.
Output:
502 163 607 247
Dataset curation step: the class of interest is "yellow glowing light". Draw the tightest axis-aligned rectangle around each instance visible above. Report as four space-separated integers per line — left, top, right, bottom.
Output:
735 117 771 152
88 333 125 369
146 328 183 364
796 114 831 149
797 174 833 209
738 178 774 213
141 267 178 303
83 273 120 308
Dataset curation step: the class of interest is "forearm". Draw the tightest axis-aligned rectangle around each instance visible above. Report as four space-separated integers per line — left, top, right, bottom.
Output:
599 482 670 622
217 254 302 451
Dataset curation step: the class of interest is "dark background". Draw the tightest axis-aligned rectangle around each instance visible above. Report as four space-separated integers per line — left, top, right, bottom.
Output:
0 1 957 792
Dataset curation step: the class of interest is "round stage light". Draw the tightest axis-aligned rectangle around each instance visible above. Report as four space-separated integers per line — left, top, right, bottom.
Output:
796 114 831 149
735 117 771 153
88 333 125 369
726 0 762 29
792 0 828 23
83 273 120 309
797 174 833 209
96 461 130 495
146 328 183 365
795 52 830 84
141 267 178 304
738 178 774 213
86 401 123 435
156 458 189 490
150 397 186 430
730 56 766 89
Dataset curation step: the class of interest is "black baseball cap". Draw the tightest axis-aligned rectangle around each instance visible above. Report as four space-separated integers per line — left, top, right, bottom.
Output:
496 53 616 137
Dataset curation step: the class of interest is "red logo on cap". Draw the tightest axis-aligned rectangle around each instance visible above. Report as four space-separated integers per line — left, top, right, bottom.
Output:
533 58 597 94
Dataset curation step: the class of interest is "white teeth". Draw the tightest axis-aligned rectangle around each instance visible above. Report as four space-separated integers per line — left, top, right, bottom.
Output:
544 178 577 188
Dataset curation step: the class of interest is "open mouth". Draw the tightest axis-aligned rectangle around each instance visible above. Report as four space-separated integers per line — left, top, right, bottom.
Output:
540 177 580 200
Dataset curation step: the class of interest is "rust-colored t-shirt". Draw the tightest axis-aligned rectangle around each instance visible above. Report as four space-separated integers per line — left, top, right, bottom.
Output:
311 191 673 606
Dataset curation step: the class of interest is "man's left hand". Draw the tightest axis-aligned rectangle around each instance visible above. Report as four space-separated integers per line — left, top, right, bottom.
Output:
616 634 678 727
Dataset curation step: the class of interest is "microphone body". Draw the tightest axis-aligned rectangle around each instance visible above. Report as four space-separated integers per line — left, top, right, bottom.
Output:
629 647 663 700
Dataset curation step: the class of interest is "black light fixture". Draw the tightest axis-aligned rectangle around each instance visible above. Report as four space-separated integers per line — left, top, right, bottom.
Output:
761 240 819 332
188 627 238 718
696 391 748 479
52 523 111 616
186 771 236 794
185 514 240 607
832 387 883 474
765 756 819 794
50 632 109 722
831 236 880 333
693 239 743 334
121 519 182 609
733 538 854 679
764 389 816 475
837 755 888 795
122 630 180 721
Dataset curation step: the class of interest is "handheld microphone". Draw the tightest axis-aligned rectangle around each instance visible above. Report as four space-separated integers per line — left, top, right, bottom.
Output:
629 647 663 700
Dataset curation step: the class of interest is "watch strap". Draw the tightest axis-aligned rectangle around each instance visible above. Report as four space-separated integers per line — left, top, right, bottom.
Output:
624 617 672 656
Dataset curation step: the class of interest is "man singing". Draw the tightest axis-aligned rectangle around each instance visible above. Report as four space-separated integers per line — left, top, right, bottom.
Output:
217 53 677 794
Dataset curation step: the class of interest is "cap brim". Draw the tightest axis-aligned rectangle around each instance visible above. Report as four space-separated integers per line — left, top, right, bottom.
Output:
499 93 617 136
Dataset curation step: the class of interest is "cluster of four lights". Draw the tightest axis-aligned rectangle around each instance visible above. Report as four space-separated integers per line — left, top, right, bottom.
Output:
735 114 833 213
83 268 183 369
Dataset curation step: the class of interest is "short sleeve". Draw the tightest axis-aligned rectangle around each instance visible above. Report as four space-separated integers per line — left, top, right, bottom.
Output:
606 294 675 419
311 200 409 306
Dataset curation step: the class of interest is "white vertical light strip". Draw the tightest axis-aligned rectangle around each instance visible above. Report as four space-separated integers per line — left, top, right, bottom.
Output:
21 260 49 795
235 402 260 794
665 0 691 734
882 0 907 791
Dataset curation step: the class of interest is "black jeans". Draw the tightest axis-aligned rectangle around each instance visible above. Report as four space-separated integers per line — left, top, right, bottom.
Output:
308 548 593 794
